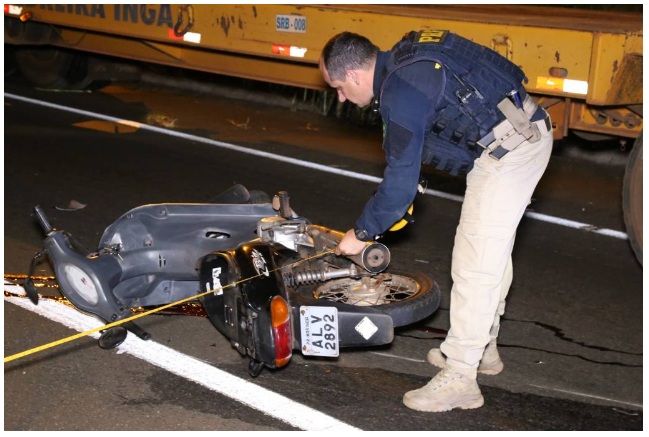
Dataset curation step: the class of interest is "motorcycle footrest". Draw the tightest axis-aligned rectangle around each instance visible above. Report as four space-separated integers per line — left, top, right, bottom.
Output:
123 321 151 341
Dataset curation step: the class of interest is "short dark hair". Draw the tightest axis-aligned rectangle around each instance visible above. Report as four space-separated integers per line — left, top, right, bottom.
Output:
321 32 379 81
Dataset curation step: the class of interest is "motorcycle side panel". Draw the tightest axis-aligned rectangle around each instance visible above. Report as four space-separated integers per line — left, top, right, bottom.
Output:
199 242 284 365
99 203 277 306
232 242 285 366
232 242 283 310
199 252 244 341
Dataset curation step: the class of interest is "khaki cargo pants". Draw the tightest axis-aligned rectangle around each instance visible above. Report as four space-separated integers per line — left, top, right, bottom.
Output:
441 116 554 370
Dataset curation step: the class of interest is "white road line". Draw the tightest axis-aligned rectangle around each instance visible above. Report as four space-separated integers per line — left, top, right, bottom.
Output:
4 92 628 241
528 384 642 410
371 352 426 363
4 285 361 431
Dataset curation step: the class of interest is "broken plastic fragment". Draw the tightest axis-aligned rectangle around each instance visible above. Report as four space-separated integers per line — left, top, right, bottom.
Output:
55 200 87 211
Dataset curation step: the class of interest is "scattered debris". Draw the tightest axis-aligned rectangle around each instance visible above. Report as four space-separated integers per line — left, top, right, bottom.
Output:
146 113 177 128
227 117 250 129
55 200 87 211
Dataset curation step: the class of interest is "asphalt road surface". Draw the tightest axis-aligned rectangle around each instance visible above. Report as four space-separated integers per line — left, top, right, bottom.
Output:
3 73 643 431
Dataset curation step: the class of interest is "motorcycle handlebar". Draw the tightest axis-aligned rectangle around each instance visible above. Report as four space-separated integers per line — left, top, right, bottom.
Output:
351 242 391 273
33 205 54 235
307 225 391 273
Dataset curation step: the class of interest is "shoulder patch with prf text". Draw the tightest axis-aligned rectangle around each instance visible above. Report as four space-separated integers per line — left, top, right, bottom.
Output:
416 30 448 45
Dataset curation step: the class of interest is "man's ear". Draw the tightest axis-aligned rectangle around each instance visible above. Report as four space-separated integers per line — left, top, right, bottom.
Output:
346 69 360 85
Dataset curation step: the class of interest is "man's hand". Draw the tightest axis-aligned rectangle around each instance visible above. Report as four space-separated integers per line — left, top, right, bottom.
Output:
335 229 368 256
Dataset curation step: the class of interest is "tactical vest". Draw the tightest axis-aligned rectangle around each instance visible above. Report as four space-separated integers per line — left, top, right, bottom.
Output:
381 30 528 175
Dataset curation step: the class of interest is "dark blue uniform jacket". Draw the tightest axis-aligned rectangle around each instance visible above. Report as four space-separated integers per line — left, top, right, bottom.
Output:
355 51 444 238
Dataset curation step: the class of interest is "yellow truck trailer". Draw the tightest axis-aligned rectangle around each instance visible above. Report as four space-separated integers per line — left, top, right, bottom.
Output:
4 4 643 263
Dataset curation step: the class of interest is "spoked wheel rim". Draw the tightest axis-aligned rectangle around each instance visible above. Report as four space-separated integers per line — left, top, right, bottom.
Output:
313 274 421 307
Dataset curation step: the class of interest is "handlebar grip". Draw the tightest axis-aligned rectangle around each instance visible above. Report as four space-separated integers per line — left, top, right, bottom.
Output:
33 205 54 235
276 191 292 218
349 242 391 273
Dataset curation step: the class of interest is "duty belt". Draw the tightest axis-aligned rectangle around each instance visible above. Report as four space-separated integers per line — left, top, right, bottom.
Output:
478 94 551 160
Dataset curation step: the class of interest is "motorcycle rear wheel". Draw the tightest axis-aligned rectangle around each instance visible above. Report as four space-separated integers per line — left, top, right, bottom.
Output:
313 271 440 328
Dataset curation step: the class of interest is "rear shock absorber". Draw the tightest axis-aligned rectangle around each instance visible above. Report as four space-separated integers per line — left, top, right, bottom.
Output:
285 264 361 286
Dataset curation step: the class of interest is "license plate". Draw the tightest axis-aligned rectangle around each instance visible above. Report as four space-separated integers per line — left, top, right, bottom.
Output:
299 306 339 357
275 14 307 33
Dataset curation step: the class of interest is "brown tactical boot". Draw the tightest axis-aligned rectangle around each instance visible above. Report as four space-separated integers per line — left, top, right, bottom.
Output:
403 366 484 412
427 341 504 375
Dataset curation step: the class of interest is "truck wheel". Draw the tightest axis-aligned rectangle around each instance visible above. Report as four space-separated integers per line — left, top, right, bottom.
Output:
623 133 642 265
14 47 94 89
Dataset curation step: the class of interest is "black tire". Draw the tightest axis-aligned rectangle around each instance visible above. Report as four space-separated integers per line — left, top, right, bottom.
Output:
14 47 94 89
623 133 642 265
209 185 271 204
313 270 441 328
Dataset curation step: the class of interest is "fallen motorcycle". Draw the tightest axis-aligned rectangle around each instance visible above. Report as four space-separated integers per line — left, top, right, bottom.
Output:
25 185 440 376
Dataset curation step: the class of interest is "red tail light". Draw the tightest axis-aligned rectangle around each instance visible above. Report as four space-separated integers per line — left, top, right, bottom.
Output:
270 296 292 367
